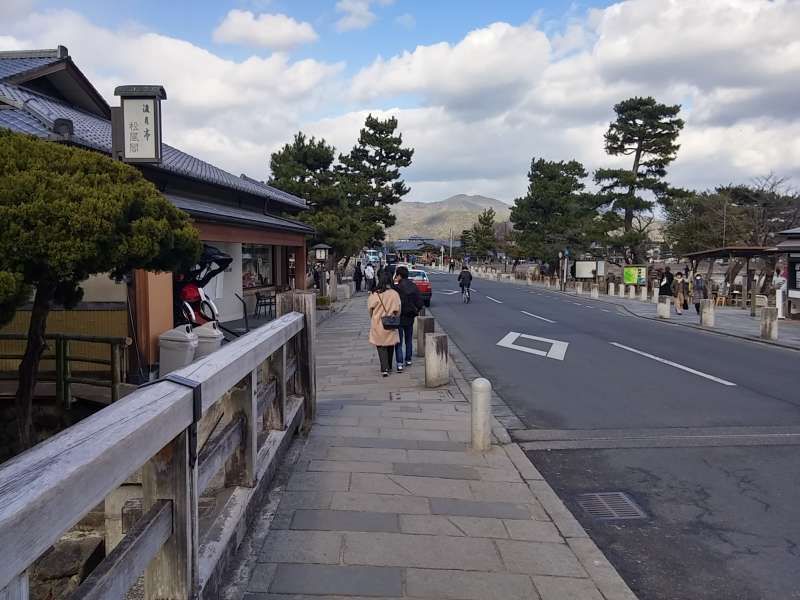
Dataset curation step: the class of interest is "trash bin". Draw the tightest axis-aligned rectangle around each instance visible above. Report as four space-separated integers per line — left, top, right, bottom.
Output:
194 321 224 359
159 325 198 376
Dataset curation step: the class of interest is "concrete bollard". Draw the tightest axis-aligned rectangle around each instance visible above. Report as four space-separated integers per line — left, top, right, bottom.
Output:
640 287 648 302
608 282 615 296
416 316 434 357
761 307 778 340
628 285 636 299
619 285 626 298
652 288 660 304
591 284 599 299
336 283 351 300
576 281 583 295
657 295 671 319
700 299 715 327
471 378 492 452
425 333 449 388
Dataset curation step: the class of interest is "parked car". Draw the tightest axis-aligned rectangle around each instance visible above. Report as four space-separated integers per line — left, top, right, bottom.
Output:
408 269 432 306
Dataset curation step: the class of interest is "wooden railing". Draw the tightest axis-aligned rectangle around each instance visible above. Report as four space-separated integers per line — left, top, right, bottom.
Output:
0 291 316 600
0 333 131 405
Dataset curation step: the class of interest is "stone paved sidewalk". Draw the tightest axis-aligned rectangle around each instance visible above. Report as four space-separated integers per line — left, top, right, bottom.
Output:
241 294 637 599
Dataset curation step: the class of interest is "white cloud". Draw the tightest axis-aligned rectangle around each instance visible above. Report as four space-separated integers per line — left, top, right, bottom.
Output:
395 13 416 29
335 0 394 32
213 10 317 50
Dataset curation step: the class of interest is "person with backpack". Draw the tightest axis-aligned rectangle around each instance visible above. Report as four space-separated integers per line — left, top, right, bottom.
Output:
368 271 401 377
393 266 424 372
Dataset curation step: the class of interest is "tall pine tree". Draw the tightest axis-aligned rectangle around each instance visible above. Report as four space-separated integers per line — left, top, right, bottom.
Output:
338 115 414 247
595 96 684 263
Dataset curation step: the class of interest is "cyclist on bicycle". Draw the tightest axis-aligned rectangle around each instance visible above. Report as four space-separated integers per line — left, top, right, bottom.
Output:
458 265 472 296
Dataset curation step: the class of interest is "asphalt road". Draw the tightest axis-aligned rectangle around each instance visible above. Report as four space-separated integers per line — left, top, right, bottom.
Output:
427 271 800 600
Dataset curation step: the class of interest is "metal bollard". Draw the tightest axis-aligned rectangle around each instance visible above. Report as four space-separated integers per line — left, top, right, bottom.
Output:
415 316 434 358
471 378 491 452
425 333 449 388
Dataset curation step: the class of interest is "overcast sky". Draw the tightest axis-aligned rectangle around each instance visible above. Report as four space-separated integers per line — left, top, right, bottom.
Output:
3 0 799 203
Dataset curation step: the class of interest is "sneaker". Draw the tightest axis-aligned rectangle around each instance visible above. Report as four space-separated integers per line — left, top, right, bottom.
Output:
382 371 389 378
405 361 412 367
397 365 404 373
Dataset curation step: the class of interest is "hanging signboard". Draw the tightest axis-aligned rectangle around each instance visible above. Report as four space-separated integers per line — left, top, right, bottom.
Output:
623 265 648 286
113 85 166 164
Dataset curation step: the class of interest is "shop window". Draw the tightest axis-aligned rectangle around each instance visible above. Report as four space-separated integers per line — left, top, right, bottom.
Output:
242 245 273 289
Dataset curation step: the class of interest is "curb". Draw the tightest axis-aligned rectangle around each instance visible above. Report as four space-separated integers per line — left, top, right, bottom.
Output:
428 304 639 600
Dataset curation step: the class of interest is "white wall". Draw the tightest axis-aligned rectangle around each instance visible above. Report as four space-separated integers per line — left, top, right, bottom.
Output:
81 274 127 303
203 242 243 323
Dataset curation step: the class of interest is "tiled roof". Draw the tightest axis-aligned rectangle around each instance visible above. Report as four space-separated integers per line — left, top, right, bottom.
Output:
166 194 313 234
0 56 61 80
0 65 307 211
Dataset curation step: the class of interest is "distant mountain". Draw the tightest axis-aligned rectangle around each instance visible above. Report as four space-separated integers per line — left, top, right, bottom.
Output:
387 194 511 240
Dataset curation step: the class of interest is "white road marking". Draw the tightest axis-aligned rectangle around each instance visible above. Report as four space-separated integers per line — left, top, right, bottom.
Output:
497 332 569 360
521 310 556 323
438 290 460 295
609 342 737 386
601 309 611 313
571 302 582 306
486 296 503 304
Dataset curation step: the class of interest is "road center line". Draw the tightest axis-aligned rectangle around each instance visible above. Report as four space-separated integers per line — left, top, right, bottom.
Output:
486 296 503 304
609 342 737 386
521 310 556 323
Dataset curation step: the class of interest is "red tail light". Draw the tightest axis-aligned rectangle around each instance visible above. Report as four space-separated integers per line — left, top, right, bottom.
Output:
414 280 431 292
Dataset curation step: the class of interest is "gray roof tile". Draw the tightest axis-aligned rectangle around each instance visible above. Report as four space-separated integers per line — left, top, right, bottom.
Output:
0 56 60 80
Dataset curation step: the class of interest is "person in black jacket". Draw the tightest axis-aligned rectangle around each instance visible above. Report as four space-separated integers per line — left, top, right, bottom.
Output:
659 266 674 297
393 266 424 372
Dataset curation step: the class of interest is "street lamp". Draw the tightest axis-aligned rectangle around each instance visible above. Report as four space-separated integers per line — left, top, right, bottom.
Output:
310 243 332 296
311 243 331 262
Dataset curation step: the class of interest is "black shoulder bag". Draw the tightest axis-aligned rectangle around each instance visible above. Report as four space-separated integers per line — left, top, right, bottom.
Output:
376 292 400 330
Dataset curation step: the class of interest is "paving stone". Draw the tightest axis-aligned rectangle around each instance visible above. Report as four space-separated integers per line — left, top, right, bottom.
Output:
407 450 488 466
392 462 480 480
331 492 430 514
308 460 393 473
567 538 639 600
533 575 605 600
469 481 534 503
401 419 469 432
387 475 473 499
350 473 411 495
343 532 503 571
406 568 537 600
287 472 350 491
278 492 333 510
315 416 361 427
398 515 464 536
446 430 471 442
258 530 342 564
527 481 589 538
333 437 420 449
290 509 399 533
503 519 562 543
247 563 277 592
311 425 381 438
495 540 587 577
357 417 405 428
475 466 522 482
269 564 403 597
430 498 532 520
328 447 408 462
416 440 469 451
379 428 450 441
449 516 508 538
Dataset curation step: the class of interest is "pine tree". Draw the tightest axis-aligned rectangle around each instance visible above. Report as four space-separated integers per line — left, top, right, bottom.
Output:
338 115 414 247
470 208 498 259
595 97 684 263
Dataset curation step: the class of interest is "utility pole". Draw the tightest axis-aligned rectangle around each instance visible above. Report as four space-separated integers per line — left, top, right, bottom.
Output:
449 228 453 262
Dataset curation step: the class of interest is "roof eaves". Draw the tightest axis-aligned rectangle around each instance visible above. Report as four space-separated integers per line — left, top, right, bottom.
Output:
0 46 68 60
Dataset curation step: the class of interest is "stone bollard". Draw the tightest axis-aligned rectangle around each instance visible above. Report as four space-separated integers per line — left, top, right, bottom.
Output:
576 281 583 295
628 285 636 299
761 307 778 340
657 295 671 319
545 279 551 288
591 284 599 299
608 282 615 296
652 288 659 304
336 283 351 300
415 316 434 358
425 333 449 388
640 287 648 302
619 285 626 298
700 299 715 327
471 378 492 452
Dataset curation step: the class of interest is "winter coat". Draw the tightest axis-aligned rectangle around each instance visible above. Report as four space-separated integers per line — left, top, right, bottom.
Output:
691 277 708 304
354 265 363 282
671 278 688 298
364 265 375 280
395 278 424 326
458 270 473 287
659 271 674 296
368 289 401 346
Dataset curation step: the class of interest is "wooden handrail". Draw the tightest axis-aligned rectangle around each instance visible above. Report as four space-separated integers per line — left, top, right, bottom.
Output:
0 298 315 599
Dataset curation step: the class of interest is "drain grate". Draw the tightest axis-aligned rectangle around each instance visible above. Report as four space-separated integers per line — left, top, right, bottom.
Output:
576 492 647 520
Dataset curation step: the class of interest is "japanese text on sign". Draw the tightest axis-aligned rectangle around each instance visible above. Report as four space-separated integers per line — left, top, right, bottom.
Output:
122 98 158 160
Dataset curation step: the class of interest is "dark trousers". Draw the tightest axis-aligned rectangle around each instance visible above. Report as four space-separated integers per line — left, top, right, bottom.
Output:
395 322 414 364
366 278 375 291
355 278 362 292
376 345 394 373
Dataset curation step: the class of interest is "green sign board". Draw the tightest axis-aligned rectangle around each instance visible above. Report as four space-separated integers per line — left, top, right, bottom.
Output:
623 265 648 286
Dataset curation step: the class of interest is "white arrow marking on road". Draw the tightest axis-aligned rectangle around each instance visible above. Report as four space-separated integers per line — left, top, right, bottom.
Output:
609 342 736 386
497 332 569 361
521 310 556 324
486 296 503 304
438 290 460 295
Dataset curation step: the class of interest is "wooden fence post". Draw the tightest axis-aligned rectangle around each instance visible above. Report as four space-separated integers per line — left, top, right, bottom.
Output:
111 342 121 404
292 292 317 429
226 370 258 487
0 572 28 600
143 430 197 600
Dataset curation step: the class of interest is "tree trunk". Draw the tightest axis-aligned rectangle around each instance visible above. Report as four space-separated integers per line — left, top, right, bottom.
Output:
625 143 643 233
15 282 55 452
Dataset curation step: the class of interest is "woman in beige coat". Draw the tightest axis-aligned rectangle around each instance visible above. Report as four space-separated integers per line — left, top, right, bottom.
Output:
368 271 401 377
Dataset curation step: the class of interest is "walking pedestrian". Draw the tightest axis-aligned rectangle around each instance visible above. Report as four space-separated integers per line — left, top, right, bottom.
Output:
364 262 375 292
659 266 674 297
354 262 363 293
393 266 424 372
691 272 708 314
368 271 401 377
448 259 455 273
672 272 688 314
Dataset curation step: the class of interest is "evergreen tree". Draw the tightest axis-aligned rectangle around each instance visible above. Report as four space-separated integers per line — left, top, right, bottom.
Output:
0 130 201 450
595 96 684 263
269 133 371 263
510 158 598 264
470 208 498 259
338 115 414 247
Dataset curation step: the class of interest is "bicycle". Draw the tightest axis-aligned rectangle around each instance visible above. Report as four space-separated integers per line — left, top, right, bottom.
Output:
462 287 471 303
